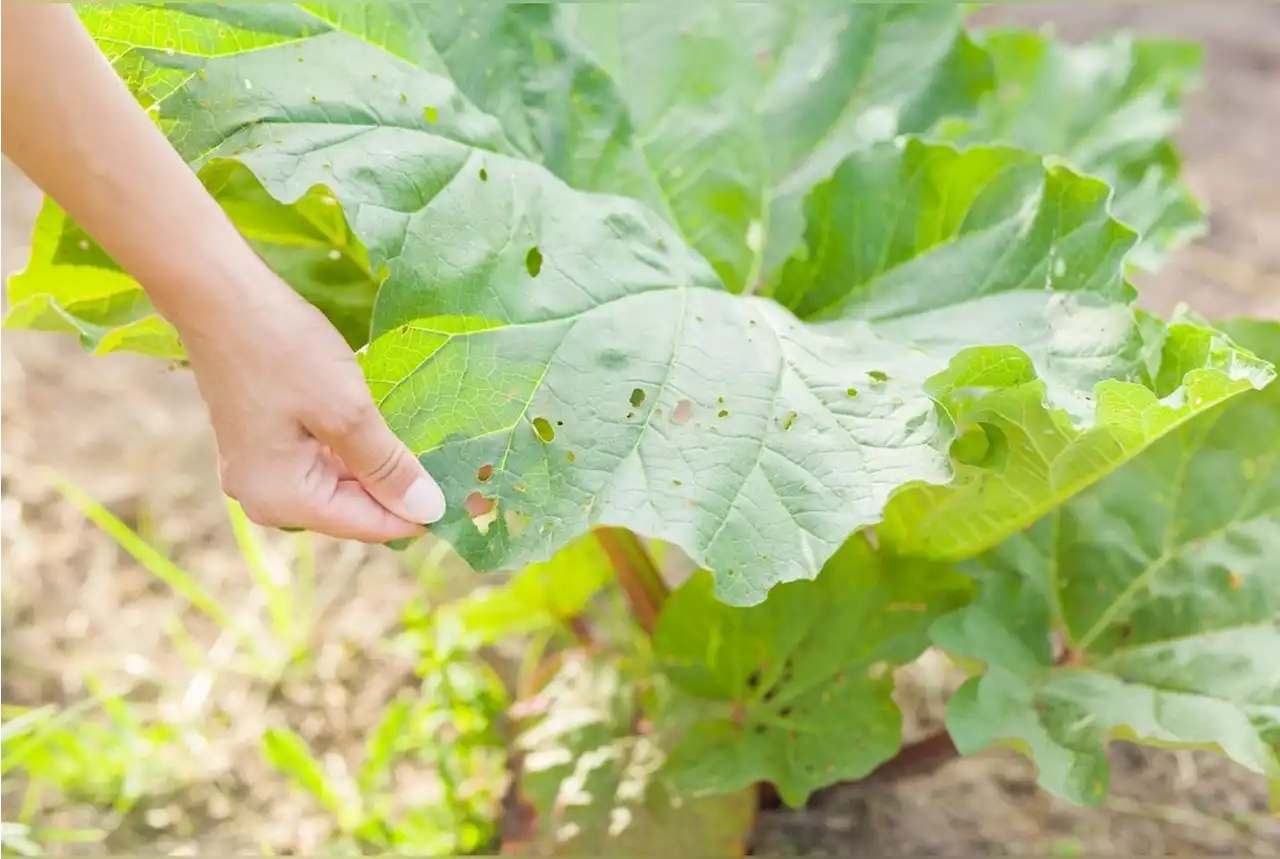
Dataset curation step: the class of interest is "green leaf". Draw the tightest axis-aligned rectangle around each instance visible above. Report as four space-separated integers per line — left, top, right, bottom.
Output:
4 201 183 359
261 726 360 827
760 134 1273 564
396 1 994 293
436 533 613 649
358 693 412 794
8 3 1269 609
509 651 755 856
936 28 1204 270
932 318 1280 805
653 536 972 806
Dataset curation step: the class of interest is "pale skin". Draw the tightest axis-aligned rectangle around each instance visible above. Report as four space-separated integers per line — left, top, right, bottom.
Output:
1 3 447 541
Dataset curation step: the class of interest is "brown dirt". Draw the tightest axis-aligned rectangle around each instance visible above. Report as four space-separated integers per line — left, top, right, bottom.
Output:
1 1 1277 855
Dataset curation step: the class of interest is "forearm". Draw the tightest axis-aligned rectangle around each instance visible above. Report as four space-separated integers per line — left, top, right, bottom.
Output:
0 3 273 340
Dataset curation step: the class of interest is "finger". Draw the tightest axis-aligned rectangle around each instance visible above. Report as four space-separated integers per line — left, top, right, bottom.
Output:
308 400 446 525
308 479 427 543
275 480 427 543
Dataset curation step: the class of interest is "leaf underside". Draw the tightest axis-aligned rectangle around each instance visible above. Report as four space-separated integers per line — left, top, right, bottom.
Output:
5 2 1272 609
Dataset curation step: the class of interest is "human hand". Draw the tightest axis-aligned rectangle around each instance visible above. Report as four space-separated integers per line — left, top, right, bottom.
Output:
181 266 446 543
2 4 443 543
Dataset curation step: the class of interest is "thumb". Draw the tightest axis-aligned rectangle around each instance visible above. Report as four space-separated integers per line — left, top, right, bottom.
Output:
310 400 446 525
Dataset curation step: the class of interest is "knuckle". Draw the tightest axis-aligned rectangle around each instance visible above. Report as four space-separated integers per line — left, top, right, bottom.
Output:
365 444 407 485
310 393 376 440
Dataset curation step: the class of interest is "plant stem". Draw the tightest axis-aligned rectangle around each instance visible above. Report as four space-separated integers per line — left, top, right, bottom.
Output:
594 527 668 634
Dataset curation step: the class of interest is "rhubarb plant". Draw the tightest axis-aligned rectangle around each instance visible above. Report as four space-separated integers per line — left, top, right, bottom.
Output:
7 2 1277 850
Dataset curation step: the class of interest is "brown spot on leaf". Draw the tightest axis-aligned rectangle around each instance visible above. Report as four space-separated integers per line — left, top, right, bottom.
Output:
477 464 494 483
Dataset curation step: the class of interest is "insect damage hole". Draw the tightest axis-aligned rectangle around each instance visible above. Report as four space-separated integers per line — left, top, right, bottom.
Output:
532 416 555 443
465 492 499 536
867 370 889 384
672 398 694 425
476 464 494 483
525 246 544 278
464 491 495 519
629 388 646 408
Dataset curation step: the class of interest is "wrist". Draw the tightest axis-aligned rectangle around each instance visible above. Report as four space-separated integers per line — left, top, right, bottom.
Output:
144 224 293 352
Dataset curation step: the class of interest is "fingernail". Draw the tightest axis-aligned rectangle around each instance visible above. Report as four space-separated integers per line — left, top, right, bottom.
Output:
403 476 446 524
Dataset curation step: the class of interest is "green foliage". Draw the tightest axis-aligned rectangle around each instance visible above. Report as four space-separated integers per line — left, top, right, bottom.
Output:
934 317 1280 804
262 684 508 858
6 0 1278 842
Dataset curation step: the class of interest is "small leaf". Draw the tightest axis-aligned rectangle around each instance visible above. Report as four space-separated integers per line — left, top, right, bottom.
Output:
436 534 613 650
261 727 356 825
654 536 972 806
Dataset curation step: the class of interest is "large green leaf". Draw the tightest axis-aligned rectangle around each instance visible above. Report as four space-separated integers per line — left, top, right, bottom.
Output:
653 536 972 807
768 139 1271 563
937 28 1204 271
5 3 1271 608
384 1 994 293
933 318 1280 805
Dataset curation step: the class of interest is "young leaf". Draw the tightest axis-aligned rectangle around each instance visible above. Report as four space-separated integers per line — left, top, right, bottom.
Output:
508 651 755 856
936 29 1204 270
653 536 973 807
435 533 613 650
932 318 1280 805
261 726 360 828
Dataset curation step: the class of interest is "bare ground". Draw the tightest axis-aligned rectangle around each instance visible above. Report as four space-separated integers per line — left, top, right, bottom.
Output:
1 1 1278 855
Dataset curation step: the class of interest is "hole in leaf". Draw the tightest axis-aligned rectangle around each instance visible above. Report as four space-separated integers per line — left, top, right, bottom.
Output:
779 410 797 430
867 370 889 383
846 387 858 398
476 464 494 483
672 399 694 425
630 388 646 408
525 246 543 278
717 409 729 418
566 451 576 463
464 492 494 518
479 167 488 181
424 105 439 124
532 416 555 443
